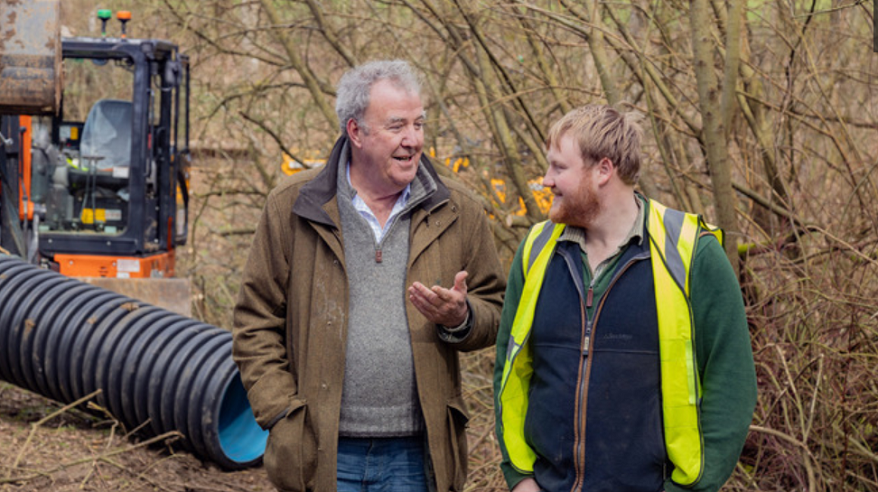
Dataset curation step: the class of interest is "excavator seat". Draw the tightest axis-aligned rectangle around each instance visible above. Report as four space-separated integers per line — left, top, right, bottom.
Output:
69 99 133 191
80 99 133 170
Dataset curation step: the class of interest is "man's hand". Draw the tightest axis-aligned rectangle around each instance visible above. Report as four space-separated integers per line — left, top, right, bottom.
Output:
511 478 540 492
408 271 469 326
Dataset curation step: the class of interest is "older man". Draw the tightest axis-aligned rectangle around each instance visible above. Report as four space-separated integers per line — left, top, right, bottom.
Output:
233 60 505 492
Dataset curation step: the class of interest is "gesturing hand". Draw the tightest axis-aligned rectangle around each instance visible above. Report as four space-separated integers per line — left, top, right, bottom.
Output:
408 271 469 327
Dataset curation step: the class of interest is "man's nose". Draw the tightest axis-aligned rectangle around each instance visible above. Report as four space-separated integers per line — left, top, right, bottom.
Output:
401 125 422 146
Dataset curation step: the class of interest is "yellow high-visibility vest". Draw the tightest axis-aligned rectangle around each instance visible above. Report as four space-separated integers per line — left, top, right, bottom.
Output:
497 199 723 486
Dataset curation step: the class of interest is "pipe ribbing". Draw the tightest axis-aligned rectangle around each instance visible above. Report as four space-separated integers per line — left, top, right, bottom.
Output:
0 254 267 469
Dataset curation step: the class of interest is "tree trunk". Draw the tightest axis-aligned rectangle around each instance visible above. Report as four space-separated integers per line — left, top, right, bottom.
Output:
690 0 740 270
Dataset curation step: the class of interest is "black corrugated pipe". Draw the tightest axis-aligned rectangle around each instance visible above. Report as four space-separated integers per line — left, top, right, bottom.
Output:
0 254 267 469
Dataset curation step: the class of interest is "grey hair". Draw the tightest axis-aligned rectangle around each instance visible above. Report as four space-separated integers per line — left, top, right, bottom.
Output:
335 60 423 135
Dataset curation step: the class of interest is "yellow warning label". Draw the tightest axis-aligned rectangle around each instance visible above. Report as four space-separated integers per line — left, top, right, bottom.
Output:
81 209 107 224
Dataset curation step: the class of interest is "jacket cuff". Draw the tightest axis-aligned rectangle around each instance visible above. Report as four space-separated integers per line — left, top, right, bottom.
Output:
265 408 289 429
501 461 533 490
245 370 297 430
437 299 473 342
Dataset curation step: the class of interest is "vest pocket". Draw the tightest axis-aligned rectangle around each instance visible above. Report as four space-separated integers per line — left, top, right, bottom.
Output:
446 396 470 491
264 397 316 492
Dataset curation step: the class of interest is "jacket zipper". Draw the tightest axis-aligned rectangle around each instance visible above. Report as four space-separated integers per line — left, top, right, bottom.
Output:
554 248 588 492
570 251 649 492
571 278 593 492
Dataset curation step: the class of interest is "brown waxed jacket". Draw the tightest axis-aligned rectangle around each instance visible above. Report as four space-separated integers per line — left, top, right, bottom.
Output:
232 136 505 492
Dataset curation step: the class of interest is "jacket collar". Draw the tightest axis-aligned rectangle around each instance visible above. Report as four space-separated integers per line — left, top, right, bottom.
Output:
292 134 450 227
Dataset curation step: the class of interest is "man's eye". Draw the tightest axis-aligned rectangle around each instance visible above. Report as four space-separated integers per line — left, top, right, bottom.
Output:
414 122 425 130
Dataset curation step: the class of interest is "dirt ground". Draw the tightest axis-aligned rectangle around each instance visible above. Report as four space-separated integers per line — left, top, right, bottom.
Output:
0 382 275 492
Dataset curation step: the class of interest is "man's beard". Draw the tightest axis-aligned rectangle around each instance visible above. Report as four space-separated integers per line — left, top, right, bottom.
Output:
548 179 601 228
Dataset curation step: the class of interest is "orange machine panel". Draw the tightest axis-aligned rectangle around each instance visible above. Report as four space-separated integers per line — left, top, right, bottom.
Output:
54 250 175 279
19 115 33 221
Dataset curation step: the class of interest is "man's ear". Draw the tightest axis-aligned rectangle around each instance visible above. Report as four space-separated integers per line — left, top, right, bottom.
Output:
347 118 364 148
595 157 614 185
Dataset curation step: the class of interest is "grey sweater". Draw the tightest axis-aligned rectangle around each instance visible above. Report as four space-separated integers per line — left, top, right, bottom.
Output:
335 160 437 437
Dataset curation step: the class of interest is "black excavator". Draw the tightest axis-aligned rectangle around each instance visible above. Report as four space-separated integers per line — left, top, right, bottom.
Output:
1 6 190 290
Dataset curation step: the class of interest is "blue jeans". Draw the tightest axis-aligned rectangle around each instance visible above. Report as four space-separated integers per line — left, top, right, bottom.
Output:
337 436 431 492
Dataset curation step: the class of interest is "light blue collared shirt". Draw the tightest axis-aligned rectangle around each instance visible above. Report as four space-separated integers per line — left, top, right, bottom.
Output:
346 162 411 242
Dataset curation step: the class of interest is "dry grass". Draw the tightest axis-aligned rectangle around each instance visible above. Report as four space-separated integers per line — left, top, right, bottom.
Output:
0 383 274 491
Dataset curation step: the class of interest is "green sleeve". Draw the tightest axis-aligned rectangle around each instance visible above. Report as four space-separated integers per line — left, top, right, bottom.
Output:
494 239 533 489
665 235 757 492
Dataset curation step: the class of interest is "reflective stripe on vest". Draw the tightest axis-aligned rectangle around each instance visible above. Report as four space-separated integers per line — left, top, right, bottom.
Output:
497 199 722 485
498 220 566 473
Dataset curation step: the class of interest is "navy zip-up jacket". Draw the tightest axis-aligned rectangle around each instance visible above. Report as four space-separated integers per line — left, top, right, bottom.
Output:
524 236 669 491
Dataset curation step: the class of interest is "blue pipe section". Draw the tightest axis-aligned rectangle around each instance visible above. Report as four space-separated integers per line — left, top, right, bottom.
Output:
0 254 267 469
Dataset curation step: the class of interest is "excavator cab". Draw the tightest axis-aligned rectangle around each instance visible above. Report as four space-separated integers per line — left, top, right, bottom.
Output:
4 31 191 278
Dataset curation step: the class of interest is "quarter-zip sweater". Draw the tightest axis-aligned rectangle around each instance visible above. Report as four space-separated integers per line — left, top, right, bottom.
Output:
336 152 435 437
494 197 757 492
